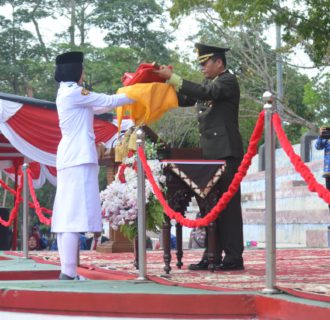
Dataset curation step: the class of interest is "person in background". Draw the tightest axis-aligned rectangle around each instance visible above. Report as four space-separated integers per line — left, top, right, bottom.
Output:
29 225 43 250
146 236 154 250
315 126 330 211
51 51 135 280
170 233 177 250
189 227 206 249
86 232 109 250
49 236 58 251
155 43 244 271
79 233 88 250
28 234 41 251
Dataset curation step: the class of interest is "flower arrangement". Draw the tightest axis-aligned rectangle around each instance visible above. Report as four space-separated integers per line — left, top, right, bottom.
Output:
100 139 166 241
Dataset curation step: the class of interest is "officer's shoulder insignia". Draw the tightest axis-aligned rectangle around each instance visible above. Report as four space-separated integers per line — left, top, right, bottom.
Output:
207 100 213 108
81 88 90 96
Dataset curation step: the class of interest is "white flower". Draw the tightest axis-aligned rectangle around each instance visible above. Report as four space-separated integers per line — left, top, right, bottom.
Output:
100 154 165 232
124 167 137 182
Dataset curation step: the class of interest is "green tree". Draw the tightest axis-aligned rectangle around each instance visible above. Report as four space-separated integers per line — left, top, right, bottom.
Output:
83 46 138 93
170 0 330 66
53 0 99 46
281 69 316 142
0 14 41 95
35 181 56 210
4 0 55 62
163 4 328 143
94 0 173 63
303 74 330 126
0 1 57 98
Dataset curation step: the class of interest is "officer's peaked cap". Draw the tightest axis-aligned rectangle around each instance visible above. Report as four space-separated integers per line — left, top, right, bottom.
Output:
195 43 230 64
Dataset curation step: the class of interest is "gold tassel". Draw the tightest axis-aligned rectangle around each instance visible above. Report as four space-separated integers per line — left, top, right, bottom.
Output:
115 140 123 162
128 129 137 151
122 140 129 159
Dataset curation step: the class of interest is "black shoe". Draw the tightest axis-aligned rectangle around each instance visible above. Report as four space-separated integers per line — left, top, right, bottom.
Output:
59 272 75 280
216 260 244 271
188 260 209 271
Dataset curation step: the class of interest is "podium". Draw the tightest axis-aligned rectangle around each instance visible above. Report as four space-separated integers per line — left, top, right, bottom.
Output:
97 136 226 261
161 148 226 273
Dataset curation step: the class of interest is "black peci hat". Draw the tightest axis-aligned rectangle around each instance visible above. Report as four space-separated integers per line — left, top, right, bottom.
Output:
195 43 229 64
54 51 84 82
56 51 83 65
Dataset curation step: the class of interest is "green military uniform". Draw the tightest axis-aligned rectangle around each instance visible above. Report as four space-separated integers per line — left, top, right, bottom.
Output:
178 72 243 160
170 43 244 268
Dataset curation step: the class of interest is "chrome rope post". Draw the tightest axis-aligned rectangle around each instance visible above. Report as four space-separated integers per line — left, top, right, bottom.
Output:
22 163 30 259
261 92 279 294
136 128 147 281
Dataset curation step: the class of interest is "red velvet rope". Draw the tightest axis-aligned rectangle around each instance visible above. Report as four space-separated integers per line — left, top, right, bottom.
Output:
273 113 330 204
138 111 265 228
0 178 17 196
0 174 23 227
0 172 52 227
27 168 52 225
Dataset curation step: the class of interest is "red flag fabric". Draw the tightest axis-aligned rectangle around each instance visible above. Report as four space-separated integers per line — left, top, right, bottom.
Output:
121 63 169 86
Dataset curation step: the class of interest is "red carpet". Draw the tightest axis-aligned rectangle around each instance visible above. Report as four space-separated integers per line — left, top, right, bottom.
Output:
6 248 330 302
0 256 11 261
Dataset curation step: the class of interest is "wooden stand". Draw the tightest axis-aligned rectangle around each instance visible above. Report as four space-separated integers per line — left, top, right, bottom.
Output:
97 228 134 253
161 148 225 273
97 148 134 253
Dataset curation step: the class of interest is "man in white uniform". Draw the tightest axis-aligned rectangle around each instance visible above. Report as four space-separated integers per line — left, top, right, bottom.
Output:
52 51 134 280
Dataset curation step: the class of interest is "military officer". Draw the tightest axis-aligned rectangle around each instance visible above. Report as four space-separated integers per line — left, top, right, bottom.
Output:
155 43 244 271
52 51 134 280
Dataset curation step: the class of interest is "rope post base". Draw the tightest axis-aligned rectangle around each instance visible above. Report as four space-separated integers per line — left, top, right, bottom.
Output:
261 288 281 295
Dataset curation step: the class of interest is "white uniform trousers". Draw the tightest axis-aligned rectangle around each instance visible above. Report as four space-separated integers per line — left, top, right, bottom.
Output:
51 163 102 233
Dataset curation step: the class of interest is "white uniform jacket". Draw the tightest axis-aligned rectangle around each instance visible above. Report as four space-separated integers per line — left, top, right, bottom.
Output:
56 81 131 170
52 82 133 233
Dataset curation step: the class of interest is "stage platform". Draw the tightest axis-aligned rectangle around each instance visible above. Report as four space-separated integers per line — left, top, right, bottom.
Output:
0 248 329 319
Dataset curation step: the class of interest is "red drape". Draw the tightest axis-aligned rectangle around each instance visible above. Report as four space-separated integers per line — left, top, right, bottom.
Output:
6 104 118 154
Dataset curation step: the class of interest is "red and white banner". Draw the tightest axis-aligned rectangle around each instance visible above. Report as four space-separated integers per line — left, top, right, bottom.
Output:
0 98 133 188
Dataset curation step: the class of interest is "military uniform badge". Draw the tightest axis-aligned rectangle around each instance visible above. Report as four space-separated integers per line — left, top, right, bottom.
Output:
81 88 90 96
